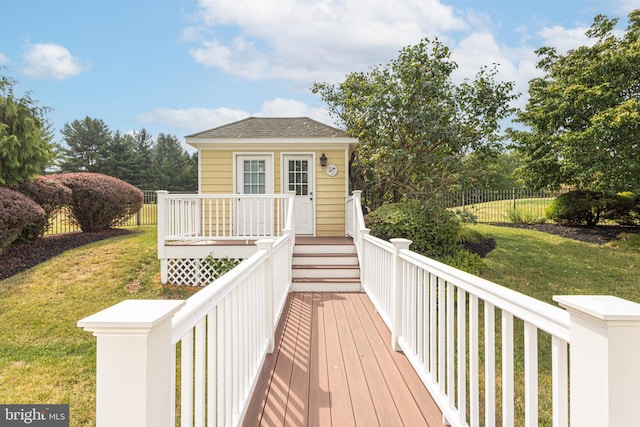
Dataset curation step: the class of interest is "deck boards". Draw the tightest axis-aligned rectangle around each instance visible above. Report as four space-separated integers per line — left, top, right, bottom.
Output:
243 292 444 427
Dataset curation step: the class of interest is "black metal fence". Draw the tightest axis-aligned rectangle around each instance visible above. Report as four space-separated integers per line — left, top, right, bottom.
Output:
48 190 167 234
436 188 568 223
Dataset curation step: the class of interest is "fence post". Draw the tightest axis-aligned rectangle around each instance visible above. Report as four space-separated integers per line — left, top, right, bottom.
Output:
390 238 412 351
256 238 275 353
157 191 168 284
78 299 185 427
554 295 640 426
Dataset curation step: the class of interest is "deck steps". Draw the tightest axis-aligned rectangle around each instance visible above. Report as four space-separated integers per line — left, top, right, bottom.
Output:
292 237 361 292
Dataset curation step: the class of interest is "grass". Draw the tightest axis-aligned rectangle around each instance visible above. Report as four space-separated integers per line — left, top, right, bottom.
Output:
476 224 640 304
3 222 639 426
0 226 195 427
470 224 640 425
455 197 553 223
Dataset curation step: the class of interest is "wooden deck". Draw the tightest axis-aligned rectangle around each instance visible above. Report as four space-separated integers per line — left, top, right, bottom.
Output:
243 292 444 426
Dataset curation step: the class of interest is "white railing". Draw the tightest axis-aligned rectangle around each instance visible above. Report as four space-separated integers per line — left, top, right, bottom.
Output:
352 200 640 427
157 191 295 243
80 190 640 426
78 235 293 427
362 235 570 426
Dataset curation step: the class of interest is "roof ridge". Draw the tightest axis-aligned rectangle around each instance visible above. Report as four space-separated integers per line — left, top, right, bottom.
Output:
185 116 349 139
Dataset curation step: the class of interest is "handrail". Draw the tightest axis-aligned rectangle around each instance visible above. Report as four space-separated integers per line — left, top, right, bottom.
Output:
158 192 295 243
167 233 292 426
399 249 570 341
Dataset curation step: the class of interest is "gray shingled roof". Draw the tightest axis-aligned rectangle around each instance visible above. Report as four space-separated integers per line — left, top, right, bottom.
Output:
186 117 349 139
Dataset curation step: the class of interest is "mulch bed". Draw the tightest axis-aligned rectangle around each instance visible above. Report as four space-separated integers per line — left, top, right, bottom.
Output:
0 229 135 281
490 223 640 245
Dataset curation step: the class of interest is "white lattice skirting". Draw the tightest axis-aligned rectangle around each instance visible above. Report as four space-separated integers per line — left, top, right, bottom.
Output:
166 258 243 286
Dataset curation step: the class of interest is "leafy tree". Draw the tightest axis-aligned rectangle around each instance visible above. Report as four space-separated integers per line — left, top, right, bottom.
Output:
0 73 55 186
510 10 640 193
313 38 516 209
151 133 198 191
461 150 523 191
59 116 112 173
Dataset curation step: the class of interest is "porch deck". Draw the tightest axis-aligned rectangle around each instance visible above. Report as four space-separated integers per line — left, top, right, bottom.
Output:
243 292 444 427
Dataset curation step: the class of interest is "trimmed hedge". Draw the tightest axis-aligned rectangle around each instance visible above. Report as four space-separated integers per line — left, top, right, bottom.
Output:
18 176 73 238
602 192 639 225
50 173 143 232
365 201 461 258
0 186 46 253
545 190 609 226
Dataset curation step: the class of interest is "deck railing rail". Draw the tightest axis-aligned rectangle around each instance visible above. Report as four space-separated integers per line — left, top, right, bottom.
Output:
78 190 640 427
78 234 293 427
158 191 295 243
347 195 640 427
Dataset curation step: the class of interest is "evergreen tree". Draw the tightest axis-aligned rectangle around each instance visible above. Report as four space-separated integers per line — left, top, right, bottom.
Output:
0 73 55 186
130 129 155 189
100 131 137 183
151 133 198 191
59 116 112 173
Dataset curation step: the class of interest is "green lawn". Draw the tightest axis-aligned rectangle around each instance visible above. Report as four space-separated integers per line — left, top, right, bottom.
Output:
476 224 640 304
454 197 553 223
472 224 640 425
2 223 639 426
0 226 194 427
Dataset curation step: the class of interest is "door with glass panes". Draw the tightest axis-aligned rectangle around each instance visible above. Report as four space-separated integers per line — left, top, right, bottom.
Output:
236 155 273 236
284 154 314 235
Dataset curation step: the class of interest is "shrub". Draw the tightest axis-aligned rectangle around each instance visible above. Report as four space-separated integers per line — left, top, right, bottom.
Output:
545 190 608 226
602 192 639 225
18 176 73 238
365 201 461 258
50 173 143 232
0 186 46 252
506 208 546 224
440 248 485 275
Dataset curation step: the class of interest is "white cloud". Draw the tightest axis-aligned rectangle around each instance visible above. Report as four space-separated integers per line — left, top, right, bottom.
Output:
188 0 469 82
537 25 594 54
137 107 250 133
137 98 335 134
21 43 87 80
258 98 332 124
451 31 542 109
0 52 8 65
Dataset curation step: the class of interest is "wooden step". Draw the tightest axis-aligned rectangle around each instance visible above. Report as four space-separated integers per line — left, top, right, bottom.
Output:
293 253 359 266
292 264 360 279
291 277 361 292
291 237 360 291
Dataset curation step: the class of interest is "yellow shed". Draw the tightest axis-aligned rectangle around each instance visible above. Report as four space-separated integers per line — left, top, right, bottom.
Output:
185 117 358 237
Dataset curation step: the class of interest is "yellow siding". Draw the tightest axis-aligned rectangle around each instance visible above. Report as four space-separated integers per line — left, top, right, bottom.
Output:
200 150 233 194
199 147 351 236
315 149 347 236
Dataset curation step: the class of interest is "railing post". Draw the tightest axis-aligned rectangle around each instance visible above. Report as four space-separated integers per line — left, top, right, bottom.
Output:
157 190 169 284
256 239 276 353
78 300 185 427
390 238 412 351
283 190 295 237
554 295 640 427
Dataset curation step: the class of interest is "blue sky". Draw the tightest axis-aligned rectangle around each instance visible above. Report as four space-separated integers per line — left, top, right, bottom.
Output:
0 0 636 147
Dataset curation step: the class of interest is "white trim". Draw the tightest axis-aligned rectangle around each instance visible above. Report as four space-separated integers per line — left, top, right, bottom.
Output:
281 152 316 236
233 152 275 195
187 137 357 149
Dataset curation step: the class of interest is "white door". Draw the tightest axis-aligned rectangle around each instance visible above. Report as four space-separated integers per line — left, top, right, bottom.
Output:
236 155 273 236
284 154 314 235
